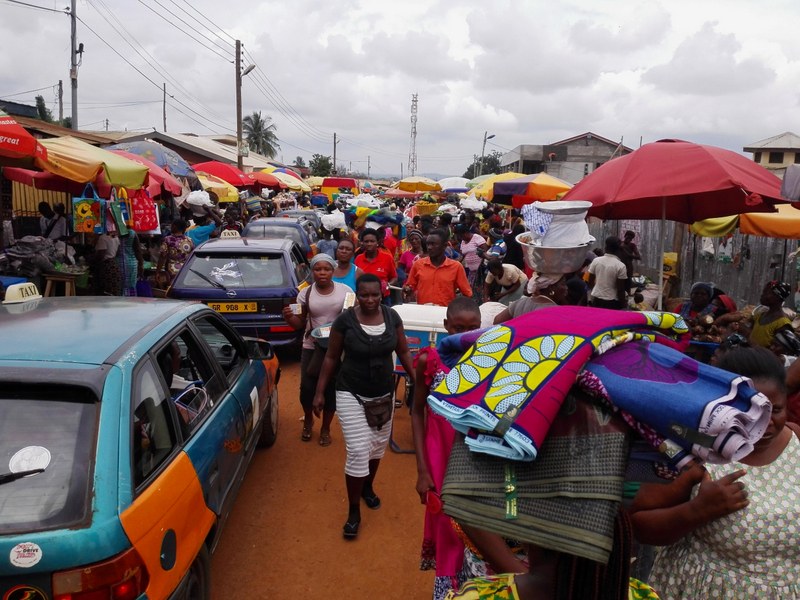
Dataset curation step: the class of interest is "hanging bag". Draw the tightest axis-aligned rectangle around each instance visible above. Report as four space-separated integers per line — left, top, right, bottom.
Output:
130 189 160 233
72 184 103 234
108 188 129 236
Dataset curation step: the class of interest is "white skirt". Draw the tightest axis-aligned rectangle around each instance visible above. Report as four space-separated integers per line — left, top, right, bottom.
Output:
336 389 393 477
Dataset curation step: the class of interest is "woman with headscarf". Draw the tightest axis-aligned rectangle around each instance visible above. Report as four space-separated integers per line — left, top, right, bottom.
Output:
283 253 352 445
677 282 716 322
398 229 426 276
492 273 569 324
750 280 793 348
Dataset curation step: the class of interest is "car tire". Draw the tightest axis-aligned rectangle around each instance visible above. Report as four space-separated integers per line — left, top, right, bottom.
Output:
258 389 278 448
183 546 210 600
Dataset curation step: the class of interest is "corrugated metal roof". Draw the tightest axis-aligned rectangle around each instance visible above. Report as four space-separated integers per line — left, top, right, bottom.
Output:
743 131 800 151
13 115 115 145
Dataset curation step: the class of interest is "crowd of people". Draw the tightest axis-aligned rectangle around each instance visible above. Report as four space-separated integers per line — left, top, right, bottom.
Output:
25 190 800 599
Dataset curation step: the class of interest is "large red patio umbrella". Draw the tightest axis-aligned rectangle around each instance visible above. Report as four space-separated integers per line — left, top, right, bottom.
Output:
247 170 284 188
192 161 251 187
561 139 790 308
0 109 47 162
562 139 785 223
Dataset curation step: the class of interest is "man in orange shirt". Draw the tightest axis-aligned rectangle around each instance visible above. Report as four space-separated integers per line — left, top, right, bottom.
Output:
404 229 472 306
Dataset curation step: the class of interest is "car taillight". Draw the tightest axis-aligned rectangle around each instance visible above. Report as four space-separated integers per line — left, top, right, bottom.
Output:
52 547 149 600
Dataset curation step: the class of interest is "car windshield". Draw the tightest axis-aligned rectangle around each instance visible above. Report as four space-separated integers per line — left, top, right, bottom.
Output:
0 387 98 534
181 253 289 289
245 224 304 247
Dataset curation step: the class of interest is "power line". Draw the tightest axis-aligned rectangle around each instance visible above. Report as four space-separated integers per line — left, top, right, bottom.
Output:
169 0 236 44
75 15 234 134
136 0 233 61
0 84 58 98
87 0 230 125
1 0 67 13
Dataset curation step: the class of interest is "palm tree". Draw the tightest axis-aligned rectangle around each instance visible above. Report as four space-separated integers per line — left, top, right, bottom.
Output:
242 111 280 158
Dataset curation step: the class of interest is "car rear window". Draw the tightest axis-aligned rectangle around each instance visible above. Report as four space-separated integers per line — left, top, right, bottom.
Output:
244 224 303 246
0 386 98 534
180 253 289 289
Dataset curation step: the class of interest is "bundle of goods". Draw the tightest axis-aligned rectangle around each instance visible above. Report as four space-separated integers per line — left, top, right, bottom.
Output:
344 205 403 229
415 200 439 215
517 201 595 274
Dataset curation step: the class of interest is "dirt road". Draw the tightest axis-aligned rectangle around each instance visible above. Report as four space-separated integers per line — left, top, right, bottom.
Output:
210 351 433 599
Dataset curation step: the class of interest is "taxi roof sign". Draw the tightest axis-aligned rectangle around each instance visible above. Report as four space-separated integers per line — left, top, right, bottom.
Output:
220 229 241 239
2 282 42 304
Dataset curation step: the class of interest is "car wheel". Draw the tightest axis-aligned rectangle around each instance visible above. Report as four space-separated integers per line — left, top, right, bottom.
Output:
258 389 278 448
183 546 210 600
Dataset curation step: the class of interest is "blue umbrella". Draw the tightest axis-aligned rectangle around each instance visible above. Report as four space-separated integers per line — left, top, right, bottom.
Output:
106 140 194 178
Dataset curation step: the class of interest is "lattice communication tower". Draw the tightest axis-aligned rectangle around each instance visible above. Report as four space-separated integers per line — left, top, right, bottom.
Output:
408 93 418 176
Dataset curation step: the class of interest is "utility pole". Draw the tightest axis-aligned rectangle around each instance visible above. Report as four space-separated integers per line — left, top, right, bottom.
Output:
162 83 167 132
332 132 338 175
367 155 371 178
57 80 63 123
105 118 109 132
69 0 79 129
408 93 418 176
401 163 404 180
235 40 243 170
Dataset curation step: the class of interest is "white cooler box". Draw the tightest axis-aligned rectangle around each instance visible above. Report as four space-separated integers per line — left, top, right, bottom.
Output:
392 304 448 365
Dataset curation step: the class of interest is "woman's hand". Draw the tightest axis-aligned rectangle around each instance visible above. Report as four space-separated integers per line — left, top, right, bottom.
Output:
416 471 435 504
312 392 325 418
692 469 749 520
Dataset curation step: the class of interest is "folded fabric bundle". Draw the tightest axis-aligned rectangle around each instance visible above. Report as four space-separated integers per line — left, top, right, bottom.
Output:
442 391 629 564
428 307 690 461
581 340 771 466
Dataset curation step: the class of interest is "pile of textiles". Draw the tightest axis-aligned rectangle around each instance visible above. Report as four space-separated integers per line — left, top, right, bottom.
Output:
429 307 771 466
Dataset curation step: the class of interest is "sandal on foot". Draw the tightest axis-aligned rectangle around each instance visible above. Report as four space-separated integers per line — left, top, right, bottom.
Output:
301 426 312 442
362 491 381 510
343 519 360 539
319 431 332 446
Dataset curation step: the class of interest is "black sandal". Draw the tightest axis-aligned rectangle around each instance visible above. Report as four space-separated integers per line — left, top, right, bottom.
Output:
343 519 360 539
361 491 381 510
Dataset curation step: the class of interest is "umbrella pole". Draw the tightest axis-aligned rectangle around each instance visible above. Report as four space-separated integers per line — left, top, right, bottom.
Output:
658 198 666 310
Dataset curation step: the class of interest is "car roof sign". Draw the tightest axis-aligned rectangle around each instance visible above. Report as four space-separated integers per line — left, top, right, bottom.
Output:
2 282 42 304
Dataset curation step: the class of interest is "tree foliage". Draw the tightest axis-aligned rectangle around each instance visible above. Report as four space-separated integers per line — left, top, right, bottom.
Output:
309 154 332 176
242 111 280 158
35 95 53 123
294 156 306 168
462 150 503 179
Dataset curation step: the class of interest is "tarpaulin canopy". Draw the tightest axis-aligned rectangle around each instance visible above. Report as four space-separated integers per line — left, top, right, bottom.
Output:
493 172 573 207
692 203 800 239
40 136 148 188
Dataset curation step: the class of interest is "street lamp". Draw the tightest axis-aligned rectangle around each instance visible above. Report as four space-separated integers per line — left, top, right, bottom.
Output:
235 40 256 170
477 131 495 177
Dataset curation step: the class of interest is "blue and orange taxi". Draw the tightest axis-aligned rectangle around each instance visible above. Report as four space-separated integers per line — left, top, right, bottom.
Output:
0 295 280 599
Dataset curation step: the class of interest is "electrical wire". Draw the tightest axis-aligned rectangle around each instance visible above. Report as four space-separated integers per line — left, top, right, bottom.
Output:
1 0 67 13
135 0 233 63
88 0 231 125
0 84 58 99
75 15 234 134
169 0 236 43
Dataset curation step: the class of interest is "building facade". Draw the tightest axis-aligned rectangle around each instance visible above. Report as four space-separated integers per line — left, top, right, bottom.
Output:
743 132 800 177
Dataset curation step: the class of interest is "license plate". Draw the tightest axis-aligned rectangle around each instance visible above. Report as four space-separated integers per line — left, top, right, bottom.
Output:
208 302 258 313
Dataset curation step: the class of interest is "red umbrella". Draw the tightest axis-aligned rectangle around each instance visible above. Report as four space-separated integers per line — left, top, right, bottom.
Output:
192 161 251 187
0 109 47 162
247 171 285 188
562 139 786 223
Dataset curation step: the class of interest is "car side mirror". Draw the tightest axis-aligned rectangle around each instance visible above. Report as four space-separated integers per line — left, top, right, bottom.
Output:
244 338 274 360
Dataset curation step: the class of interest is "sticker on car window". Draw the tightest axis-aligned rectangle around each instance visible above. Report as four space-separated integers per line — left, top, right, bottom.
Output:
9 542 43 568
9 446 51 474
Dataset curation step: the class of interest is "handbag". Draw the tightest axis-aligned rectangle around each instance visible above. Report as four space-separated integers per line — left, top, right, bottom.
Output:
72 184 103 233
353 392 394 430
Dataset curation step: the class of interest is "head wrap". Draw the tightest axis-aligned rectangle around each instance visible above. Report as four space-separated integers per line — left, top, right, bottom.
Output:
716 294 737 314
690 282 714 297
527 273 563 296
310 254 336 269
766 280 791 301
407 229 423 242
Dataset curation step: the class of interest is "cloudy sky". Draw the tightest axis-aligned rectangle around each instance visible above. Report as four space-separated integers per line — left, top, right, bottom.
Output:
1 0 798 178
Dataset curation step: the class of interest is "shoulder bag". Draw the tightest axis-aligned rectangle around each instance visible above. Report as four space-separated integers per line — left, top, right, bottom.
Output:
353 392 394 430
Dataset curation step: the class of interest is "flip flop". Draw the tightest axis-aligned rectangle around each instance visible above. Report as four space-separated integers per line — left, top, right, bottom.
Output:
343 519 360 539
301 425 312 442
319 431 332 446
361 491 381 510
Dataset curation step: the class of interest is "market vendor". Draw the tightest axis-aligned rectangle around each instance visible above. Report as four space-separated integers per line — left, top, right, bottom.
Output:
676 282 716 321
749 280 793 348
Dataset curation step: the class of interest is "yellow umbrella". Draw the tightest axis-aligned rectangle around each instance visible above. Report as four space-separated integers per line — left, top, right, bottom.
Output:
394 176 441 193
272 171 311 192
196 171 239 202
470 172 525 199
40 136 148 188
692 203 800 239
305 175 325 189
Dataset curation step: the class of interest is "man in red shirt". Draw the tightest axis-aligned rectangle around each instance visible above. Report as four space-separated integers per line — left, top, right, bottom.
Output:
404 228 472 306
354 228 397 299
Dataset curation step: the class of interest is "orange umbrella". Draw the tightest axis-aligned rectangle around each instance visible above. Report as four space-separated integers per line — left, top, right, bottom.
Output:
247 171 284 188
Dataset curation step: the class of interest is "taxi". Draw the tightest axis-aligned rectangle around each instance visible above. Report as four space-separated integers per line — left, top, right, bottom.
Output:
0 290 280 599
